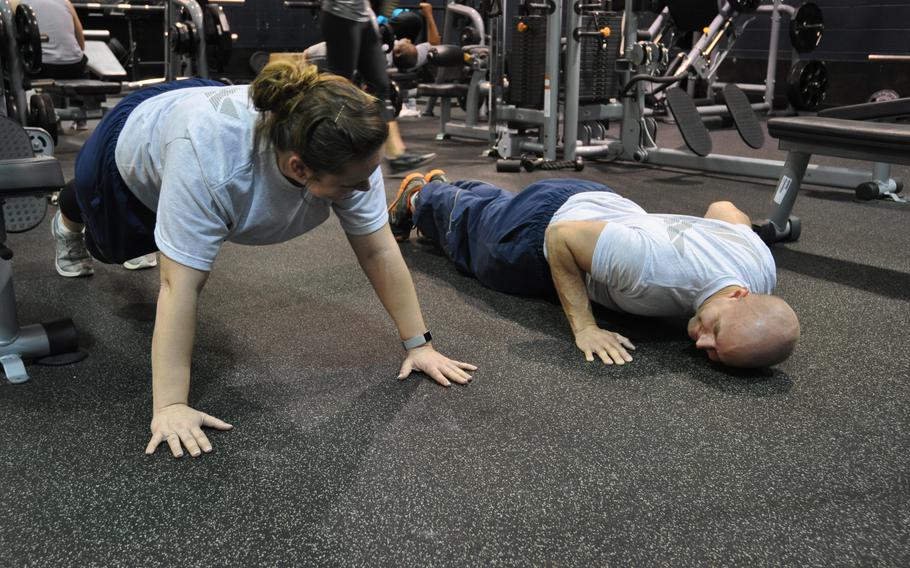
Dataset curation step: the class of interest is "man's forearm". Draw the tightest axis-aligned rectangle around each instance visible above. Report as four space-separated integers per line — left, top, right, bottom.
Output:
546 235 597 334
151 283 199 412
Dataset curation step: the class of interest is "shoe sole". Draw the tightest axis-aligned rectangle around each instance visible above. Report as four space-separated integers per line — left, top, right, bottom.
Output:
387 154 437 175
55 262 93 278
123 261 157 270
123 255 158 270
388 173 426 242
424 169 448 184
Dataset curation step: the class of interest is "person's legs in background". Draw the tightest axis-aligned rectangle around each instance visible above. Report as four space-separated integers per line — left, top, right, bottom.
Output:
322 11 361 79
323 11 434 174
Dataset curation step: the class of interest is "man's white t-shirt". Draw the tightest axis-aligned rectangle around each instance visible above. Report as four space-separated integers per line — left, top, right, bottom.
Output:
546 192 776 317
114 85 388 272
28 0 83 65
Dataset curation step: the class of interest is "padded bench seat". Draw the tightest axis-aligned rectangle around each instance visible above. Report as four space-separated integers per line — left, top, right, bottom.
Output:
818 97 910 122
388 71 419 85
756 115 910 245
44 79 122 96
0 156 65 194
416 83 469 98
768 117 910 165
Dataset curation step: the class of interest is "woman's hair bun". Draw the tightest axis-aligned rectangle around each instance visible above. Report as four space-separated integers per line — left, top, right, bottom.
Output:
250 60 319 114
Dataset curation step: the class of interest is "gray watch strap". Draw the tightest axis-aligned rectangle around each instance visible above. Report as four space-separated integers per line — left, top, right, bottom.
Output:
402 331 432 350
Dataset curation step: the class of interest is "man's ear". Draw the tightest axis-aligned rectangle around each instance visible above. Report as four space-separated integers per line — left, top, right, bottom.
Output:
730 287 750 299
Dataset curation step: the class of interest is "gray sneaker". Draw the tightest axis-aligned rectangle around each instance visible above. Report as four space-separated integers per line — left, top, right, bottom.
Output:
52 211 94 277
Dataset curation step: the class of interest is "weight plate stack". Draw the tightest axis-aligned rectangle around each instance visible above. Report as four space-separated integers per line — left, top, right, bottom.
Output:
578 11 623 103
507 15 547 109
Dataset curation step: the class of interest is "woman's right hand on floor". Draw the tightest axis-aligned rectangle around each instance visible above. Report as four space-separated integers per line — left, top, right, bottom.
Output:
145 403 233 458
574 325 635 365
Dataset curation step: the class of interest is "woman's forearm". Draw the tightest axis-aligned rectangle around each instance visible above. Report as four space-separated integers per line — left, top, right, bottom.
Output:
362 247 428 339
151 283 198 411
152 256 209 412
348 229 428 340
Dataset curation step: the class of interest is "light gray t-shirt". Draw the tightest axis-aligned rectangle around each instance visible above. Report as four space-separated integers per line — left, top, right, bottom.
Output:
306 39 429 70
114 85 388 272
406 41 431 70
28 0 83 65
546 192 776 317
321 0 371 22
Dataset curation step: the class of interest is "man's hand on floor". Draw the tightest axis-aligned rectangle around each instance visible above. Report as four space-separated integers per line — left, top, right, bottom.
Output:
574 325 635 365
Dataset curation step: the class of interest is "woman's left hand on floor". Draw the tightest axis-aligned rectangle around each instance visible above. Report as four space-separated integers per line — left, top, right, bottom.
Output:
398 346 477 387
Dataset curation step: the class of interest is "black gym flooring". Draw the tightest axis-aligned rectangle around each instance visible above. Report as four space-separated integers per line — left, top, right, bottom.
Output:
2 113 908 566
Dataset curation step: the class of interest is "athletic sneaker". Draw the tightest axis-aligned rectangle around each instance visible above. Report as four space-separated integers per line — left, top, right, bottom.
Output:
123 253 158 270
388 172 425 242
51 210 94 277
424 169 449 184
386 152 436 175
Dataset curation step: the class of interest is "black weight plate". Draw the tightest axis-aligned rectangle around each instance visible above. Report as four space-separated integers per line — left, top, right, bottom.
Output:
790 2 824 53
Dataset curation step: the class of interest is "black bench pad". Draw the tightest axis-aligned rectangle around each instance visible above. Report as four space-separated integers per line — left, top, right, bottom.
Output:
768 117 910 155
0 156 65 194
818 97 910 122
416 83 469 98
45 79 122 96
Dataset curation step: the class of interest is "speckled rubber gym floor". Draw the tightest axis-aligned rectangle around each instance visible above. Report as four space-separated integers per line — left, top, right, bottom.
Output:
2 115 907 566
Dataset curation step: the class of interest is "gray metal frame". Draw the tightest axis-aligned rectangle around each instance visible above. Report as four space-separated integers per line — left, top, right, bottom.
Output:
492 0 563 161
166 0 209 80
422 3 493 142
559 1 898 192
0 118 75 383
761 135 910 240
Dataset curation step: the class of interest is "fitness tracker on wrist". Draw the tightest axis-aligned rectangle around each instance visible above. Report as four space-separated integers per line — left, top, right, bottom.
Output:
402 331 432 350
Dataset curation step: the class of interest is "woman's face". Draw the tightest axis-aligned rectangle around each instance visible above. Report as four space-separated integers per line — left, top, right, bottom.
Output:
279 150 382 202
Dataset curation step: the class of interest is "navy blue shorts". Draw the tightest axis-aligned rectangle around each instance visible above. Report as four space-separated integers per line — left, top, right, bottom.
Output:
73 78 222 264
413 178 615 299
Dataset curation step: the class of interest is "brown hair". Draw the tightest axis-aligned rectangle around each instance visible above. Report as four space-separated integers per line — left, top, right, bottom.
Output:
249 60 388 175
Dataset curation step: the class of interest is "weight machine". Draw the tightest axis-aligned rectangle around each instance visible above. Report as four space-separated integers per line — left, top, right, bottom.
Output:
68 0 236 82
489 0 899 197
2 0 236 145
417 1 493 142
0 33 84 382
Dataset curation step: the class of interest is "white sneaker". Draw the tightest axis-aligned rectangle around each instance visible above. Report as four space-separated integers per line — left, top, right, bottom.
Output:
122 253 158 270
51 211 94 277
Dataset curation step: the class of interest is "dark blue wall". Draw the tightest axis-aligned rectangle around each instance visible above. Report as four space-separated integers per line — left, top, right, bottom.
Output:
733 0 910 60
216 0 909 103
723 1 910 105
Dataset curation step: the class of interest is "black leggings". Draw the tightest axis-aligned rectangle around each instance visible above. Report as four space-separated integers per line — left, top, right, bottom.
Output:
320 11 394 121
57 180 83 224
32 55 88 80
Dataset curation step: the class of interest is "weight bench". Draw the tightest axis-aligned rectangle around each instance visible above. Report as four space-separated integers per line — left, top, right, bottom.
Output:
33 39 126 125
753 116 910 244
0 116 83 383
36 78 122 124
388 70 420 116
417 44 489 141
